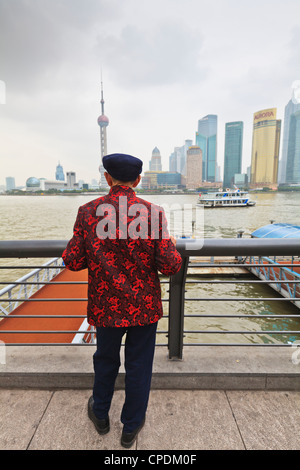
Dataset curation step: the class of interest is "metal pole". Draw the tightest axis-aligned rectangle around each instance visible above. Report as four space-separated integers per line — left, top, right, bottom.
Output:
168 256 189 360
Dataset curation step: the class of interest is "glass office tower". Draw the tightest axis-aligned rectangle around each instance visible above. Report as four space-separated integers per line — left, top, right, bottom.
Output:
55 162 65 181
196 114 217 182
286 110 300 184
278 99 300 184
223 122 243 188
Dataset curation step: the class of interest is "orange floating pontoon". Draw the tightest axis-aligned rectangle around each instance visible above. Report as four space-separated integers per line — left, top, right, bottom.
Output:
0 269 89 344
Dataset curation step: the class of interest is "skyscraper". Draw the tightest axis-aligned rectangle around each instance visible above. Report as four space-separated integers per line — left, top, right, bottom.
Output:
55 161 65 181
286 110 300 184
97 79 109 188
186 146 202 189
149 147 162 171
250 108 281 188
66 172 77 189
168 140 193 176
5 177 15 191
223 122 243 188
278 99 300 184
196 115 217 182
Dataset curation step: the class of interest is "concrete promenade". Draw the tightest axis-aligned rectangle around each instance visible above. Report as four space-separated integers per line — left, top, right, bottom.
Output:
0 345 299 450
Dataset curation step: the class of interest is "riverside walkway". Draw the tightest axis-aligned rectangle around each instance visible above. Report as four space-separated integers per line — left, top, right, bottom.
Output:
0 345 299 450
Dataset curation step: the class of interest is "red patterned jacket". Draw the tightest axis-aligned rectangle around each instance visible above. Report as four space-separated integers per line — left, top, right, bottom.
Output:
62 185 182 327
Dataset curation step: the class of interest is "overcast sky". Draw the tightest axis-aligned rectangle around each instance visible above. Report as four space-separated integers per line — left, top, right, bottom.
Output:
1 0 300 187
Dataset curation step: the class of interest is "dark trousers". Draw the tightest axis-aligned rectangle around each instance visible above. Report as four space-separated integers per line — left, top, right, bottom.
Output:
92 322 157 433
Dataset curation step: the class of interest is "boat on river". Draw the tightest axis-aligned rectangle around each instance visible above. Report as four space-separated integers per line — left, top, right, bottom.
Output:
197 187 256 208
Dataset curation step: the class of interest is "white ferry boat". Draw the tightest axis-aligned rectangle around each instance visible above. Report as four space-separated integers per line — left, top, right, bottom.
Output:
197 188 256 208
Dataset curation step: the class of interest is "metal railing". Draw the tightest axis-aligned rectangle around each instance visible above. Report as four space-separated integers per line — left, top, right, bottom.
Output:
0 239 300 359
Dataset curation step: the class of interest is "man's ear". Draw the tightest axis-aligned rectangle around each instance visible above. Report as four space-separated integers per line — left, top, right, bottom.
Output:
132 175 141 188
104 172 113 187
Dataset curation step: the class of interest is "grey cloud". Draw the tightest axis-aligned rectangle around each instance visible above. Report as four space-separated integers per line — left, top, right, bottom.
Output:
0 0 121 92
95 20 208 88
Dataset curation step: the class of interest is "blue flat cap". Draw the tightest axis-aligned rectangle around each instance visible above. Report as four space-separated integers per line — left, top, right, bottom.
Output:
102 153 143 182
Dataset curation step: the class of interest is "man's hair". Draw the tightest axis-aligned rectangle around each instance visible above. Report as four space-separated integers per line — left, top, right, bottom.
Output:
111 175 137 185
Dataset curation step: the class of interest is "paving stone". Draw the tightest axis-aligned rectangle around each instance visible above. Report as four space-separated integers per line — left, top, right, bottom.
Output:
137 390 245 450
227 391 300 450
28 389 129 450
0 389 52 450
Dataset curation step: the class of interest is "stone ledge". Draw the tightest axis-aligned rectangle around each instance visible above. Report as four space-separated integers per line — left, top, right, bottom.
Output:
0 345 299 390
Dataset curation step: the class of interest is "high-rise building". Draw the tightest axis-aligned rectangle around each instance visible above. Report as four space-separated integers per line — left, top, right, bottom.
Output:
169 140 193 175
250 108 281 188
5 177 15 191
286 110 300 184
97 79 109 188
223 122 243 188
66 172 77 189
278 99 300 184
169 152 176 172
149 147 162 171
186 146 202 189
55 161 65 181
196 115 217 182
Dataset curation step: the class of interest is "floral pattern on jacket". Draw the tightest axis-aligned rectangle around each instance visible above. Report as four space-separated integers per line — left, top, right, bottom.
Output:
62 185 182 327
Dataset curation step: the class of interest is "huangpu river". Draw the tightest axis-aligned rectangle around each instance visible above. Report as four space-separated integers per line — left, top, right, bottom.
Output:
0 190 300 345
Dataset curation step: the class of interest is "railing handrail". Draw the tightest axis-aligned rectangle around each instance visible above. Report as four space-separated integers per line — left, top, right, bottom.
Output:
0 238 300 258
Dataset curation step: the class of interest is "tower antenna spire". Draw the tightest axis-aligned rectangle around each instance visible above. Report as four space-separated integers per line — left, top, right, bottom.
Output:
97 69 109 187
100 69 105 115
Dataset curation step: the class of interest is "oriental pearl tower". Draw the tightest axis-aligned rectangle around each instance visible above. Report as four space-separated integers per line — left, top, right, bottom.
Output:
98 79 109 188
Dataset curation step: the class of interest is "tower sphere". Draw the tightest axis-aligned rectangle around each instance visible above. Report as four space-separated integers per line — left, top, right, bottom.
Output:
26 177 40 188
97 115 109 127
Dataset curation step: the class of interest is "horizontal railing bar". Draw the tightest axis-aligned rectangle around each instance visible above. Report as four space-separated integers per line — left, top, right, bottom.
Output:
2 342 168 346
0 342 293 347
0 314 297 319
0 297 297 302
184 297 299 301
0 280 169 285
0 298 88 302
0 263 299 269
188 264 300 268
183 330 300 334
0 314 169 319
177 238 300 256
0 315 86 318
182 343 294 347
0 331 94 334
1 279 299 286
0 298 169 302
0 266 65 269
183 314 300 318
0 330 169 334
0 281 88 285
184 280 300 284
1 238 299 257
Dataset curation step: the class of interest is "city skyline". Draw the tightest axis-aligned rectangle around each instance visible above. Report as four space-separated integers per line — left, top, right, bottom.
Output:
2 95 300 190
1 1 300 187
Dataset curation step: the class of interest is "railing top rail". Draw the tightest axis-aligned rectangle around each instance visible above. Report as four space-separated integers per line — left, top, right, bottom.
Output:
0 238 300 258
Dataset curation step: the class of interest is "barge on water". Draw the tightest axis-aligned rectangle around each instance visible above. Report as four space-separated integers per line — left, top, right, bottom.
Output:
247 223 300 309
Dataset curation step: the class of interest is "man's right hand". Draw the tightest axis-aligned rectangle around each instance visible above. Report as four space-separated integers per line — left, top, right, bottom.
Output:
170 235 177 246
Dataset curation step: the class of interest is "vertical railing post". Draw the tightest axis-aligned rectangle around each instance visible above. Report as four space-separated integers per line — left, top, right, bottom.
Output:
168 256 189 360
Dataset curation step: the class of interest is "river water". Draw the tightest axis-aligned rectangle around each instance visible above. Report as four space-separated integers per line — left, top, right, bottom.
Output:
0 191 299 345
